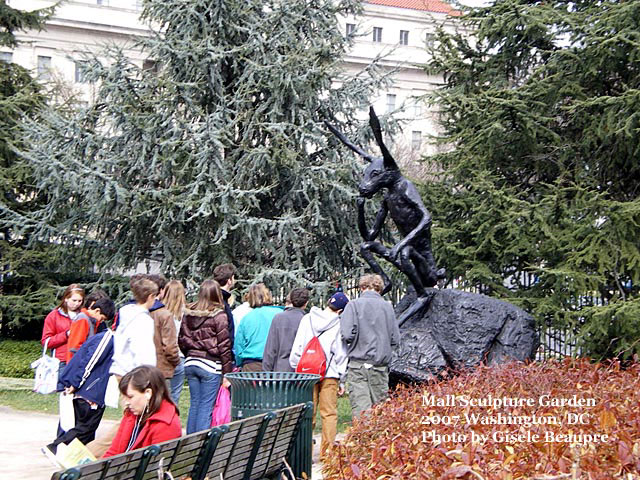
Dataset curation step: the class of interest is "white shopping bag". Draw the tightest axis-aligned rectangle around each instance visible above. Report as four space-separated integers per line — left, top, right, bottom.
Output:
59 391 76 431
31 338 60 394
104 375 120 408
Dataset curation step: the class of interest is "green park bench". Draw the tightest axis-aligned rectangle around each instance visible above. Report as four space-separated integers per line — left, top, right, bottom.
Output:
51 402 312 480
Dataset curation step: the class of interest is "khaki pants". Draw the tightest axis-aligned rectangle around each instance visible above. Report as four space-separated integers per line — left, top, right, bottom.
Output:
346 361 389 418
312 378 339 456
241 361 263 372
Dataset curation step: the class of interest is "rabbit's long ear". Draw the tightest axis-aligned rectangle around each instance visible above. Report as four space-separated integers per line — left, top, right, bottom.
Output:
369 107 399 171
324 120 374 163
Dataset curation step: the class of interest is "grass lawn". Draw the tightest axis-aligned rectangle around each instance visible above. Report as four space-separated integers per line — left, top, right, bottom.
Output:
0 377 353 432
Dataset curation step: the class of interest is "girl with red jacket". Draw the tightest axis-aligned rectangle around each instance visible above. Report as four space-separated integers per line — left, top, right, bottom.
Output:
179 279 233 434
104 365 181 457
41 284 85 373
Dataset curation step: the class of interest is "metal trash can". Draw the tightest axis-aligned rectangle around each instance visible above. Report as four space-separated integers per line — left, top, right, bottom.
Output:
225 371 320 479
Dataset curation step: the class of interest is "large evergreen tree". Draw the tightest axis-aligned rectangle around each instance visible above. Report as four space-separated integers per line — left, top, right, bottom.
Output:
7 0 389 297
422 0 640 359
0 1 76 338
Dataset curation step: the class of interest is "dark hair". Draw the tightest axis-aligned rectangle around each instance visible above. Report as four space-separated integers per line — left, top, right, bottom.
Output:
131 278 159 304
289 288 310 308
58 284 85 314
190 279 224 311
213 263 236 286
91 297 116 321
119 365 176 422
84 288 108 309
148 274 168 291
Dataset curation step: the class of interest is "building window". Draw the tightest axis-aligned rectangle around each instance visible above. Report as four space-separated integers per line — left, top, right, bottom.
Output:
37 55 52 80
386 94 396 113
373 27 382 43
425 33 435 48
346 23 355 36
412 131 422 150
399 30 409 46
0 51 12 63
143 59 158 73
75 61 89 83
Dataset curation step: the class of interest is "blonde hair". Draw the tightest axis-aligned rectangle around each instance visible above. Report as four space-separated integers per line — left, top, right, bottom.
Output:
246 283 273 308
163 280 186 320
359 274 384 293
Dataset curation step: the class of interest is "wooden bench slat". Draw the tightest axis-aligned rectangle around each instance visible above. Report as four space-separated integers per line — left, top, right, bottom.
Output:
52 403 308 480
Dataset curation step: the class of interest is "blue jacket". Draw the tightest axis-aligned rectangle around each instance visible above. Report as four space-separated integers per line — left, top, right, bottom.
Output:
58 330 114 406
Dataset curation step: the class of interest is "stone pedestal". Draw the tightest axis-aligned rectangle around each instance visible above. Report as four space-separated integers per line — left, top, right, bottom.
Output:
390 288 539 384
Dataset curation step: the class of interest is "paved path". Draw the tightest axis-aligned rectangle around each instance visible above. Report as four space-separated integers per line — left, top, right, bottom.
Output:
0 405 327 479
0 406 118 479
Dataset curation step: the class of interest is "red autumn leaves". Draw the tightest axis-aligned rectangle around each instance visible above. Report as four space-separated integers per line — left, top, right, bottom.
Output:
324 359 640 479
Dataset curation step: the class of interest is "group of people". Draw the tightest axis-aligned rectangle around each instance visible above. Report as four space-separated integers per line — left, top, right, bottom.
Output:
40 266 400 462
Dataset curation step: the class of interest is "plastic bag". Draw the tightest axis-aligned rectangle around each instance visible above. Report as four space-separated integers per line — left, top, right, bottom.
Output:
31 338 60 394
59 391 76 431
104 374 120 409
211 385 231 426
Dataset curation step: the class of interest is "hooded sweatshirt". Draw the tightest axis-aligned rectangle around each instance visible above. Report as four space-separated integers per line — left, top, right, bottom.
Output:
289 306 348 381
109 303 156 377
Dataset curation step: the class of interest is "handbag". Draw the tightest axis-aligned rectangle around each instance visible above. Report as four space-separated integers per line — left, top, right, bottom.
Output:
31 338 60 394
211 385 231 426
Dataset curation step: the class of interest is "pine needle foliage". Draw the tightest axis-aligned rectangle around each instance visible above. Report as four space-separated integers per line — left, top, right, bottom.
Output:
7 0 390 301
421 0 640 359
0 1 68 339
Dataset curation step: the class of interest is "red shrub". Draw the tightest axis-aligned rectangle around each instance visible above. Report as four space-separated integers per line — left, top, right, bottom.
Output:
323 359 640 479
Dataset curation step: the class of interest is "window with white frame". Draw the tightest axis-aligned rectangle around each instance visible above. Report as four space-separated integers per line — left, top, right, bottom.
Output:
414 101 422 117
75 61 89 83
0 51 12 62
373 27 382 43
412 131 422 150
346 23 355 36
37 55 52 80
386 94 396 113
399 30 409 46
425 33 435 48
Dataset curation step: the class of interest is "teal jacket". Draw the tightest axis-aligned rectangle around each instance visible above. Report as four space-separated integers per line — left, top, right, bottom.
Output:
234 305 284 366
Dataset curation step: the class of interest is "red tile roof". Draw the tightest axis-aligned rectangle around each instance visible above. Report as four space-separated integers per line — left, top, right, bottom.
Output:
366 0 460 15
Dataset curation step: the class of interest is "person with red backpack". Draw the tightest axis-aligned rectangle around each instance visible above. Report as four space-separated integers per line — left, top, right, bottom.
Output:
289 292 349 457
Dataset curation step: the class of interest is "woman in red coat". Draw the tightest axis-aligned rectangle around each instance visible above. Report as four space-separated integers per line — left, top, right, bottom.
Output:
104 365 182 457
41 284 85 375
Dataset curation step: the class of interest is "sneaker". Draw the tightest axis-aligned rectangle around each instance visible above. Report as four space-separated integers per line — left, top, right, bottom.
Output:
41 444 62 468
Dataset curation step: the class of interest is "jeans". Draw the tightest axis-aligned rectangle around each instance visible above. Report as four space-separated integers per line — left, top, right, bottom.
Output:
170 357 185 405
56 362 68 438
185 365 221 434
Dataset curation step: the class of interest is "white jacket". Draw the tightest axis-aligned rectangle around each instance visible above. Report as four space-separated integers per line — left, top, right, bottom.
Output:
110 303 156 377
289 307 348 381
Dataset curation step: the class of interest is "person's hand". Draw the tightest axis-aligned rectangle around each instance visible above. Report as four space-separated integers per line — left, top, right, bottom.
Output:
64 386 76 395
338 383 345 396
222 378 231 389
